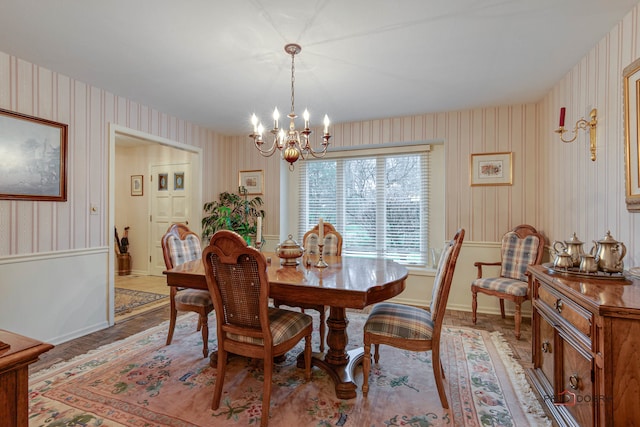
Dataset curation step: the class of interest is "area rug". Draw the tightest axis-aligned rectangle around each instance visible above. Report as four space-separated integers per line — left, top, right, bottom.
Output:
28 312 550 426
114 287 168 316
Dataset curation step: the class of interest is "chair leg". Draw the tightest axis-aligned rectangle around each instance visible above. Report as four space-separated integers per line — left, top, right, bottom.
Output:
499 298 506 318
362 339 371 396
373 343 380 364
211 348 227 410
432 346 449 409
318 307 326 352
471 287 478 324
514 302 522 340
166 299 178 345
304 333 312 381
261 356 273 427
200 311 209 358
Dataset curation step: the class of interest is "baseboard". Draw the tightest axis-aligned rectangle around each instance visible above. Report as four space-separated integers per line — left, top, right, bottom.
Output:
47 320 110 346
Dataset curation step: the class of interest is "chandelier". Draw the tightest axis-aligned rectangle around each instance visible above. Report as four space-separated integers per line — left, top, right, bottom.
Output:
250 43 331 171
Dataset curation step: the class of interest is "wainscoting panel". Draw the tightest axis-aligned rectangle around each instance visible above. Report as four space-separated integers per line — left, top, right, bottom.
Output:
0 248 110 344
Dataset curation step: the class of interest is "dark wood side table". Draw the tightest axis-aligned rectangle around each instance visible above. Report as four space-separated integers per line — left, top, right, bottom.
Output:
0 330 53 427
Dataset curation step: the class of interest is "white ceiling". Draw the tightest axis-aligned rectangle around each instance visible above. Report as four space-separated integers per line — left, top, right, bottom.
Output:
0 0 638 136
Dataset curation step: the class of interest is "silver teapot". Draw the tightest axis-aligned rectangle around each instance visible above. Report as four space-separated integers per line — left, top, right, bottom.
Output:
592 231 626 273
552 232 585 267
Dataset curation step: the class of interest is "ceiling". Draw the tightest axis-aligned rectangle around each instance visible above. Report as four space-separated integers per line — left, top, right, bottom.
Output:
0 0 638 136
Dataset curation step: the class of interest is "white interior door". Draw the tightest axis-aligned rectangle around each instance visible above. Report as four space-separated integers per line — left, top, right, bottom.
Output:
149 163 192 275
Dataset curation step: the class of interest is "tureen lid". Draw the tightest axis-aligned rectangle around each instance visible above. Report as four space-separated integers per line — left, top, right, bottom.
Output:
279 234 302 249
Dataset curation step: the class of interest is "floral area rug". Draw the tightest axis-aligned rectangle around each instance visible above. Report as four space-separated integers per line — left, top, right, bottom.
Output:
114 287 168 316
29 312 550 426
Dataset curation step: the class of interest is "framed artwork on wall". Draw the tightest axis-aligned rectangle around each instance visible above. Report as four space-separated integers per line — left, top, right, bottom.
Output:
239 169 264 195
470 152 513 186
0 108 68 201
131 175 143 196
624 57 640 212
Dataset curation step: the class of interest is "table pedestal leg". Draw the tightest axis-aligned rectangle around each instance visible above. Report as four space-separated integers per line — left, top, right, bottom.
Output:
297 306 363 399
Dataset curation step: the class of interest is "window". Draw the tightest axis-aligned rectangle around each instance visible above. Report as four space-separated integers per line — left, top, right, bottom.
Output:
298 147 431 266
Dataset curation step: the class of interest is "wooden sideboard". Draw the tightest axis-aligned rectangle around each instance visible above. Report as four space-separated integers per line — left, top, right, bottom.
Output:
0 330 53 427
527 265 640 427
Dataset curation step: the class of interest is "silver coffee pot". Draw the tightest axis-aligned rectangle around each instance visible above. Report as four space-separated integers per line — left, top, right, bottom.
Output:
591 231 626 273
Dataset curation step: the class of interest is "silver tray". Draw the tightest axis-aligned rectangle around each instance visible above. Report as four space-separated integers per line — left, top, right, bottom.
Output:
542 263 627 281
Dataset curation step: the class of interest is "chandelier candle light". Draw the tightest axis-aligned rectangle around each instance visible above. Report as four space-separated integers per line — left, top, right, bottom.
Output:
250 44 331 171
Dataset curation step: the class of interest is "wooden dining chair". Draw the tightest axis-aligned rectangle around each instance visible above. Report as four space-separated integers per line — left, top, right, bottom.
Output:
161 223 214 358
273 222 342 352
202 230 312 427
471 224 544 339
362 228 464 409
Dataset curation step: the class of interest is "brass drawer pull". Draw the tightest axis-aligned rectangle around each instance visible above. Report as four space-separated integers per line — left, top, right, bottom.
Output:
569 374 579 390
542 341 551 353
555 299 563 313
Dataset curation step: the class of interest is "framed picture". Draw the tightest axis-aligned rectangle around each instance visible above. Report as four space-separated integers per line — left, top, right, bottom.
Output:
158 173 168 191
0 108 68 201
239 169 264 195
624 57 640 212
131 175 143 196
470 152 513 186
174 172 185 190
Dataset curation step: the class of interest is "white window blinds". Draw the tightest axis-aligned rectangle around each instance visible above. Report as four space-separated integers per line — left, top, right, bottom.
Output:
298 148 430 266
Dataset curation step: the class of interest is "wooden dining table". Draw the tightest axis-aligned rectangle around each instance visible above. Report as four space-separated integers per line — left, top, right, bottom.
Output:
164 252 408 399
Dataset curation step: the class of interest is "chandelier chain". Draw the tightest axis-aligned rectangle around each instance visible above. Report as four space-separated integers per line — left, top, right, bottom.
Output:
290 50 296 116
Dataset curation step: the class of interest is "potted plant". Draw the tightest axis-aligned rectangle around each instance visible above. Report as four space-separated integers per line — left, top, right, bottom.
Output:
202 187 265 244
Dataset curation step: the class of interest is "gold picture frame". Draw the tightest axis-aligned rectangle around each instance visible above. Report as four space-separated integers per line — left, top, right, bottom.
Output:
0 108 68 201
624 57 640 212
470 152 513 186
239 170 264 195
131 175 143 196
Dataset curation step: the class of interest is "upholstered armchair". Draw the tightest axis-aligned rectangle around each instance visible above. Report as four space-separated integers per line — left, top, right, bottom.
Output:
273 222 342 352
161 223 214 358
471 224 544 339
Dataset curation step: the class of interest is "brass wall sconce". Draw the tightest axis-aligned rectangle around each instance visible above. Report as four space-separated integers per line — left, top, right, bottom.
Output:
555 107 598 161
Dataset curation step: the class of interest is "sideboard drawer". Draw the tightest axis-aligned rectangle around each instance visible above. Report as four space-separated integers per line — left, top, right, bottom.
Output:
538 283 592 345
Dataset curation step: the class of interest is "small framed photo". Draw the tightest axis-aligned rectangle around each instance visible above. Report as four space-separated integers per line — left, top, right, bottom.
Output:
470 152 513 186
158 173 168 191
174 172 185 190
131 175 143 196
239 170 264 195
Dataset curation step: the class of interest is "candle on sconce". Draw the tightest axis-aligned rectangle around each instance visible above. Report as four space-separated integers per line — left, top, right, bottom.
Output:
273 107 280 129
559 107 566 127
256 216 262 243
318 217 324 241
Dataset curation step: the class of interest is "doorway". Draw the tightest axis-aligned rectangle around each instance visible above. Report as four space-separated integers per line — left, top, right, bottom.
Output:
108 124 203 325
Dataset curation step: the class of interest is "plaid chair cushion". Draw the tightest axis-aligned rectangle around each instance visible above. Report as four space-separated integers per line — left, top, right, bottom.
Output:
500 231 540 281
364 302 434 340
228 307 312 346
168 234 201 267
304 232 339 256
175 289 212 307
472 277 528 296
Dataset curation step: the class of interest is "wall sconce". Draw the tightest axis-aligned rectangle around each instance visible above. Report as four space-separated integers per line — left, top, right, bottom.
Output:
555 107 598 161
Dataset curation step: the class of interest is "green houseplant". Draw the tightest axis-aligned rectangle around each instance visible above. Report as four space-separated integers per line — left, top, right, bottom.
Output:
201 187 265 244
